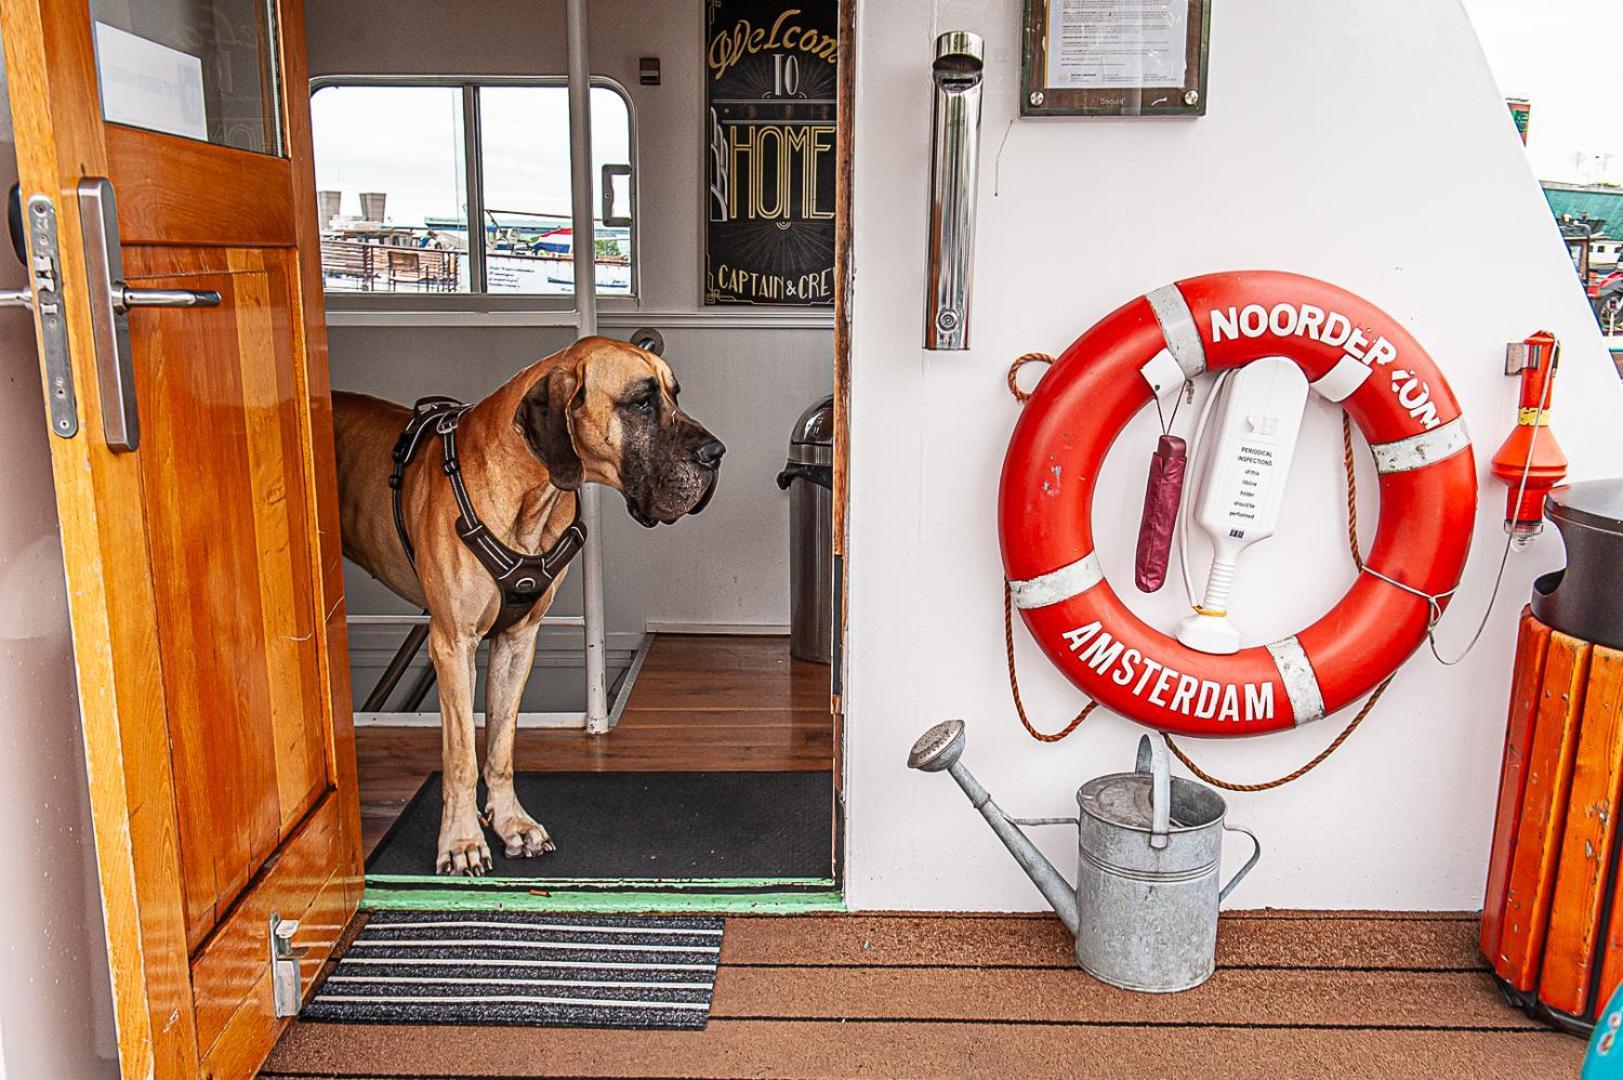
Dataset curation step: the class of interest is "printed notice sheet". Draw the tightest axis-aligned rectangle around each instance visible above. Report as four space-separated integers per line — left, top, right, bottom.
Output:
1044 0 1189 89
94 23 208 140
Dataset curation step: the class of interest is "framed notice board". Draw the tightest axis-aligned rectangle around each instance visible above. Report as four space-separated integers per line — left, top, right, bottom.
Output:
1022 0 1211 117
704 0 839 306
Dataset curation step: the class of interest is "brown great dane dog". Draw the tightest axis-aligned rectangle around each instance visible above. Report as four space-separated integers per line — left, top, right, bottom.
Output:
334 336 724 874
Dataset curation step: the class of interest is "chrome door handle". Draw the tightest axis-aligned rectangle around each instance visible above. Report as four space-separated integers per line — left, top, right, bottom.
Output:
0 288 30 308
114 285 221 311
77 177 221 452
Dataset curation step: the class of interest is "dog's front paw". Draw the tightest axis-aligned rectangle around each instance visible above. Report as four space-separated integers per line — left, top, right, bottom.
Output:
436 828 493 876
493 811 555 859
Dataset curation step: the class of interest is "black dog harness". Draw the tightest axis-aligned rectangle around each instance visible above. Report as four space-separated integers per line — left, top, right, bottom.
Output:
390 396 587 637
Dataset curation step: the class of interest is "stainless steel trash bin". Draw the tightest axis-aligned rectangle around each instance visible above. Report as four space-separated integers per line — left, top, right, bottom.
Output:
777 397 835 664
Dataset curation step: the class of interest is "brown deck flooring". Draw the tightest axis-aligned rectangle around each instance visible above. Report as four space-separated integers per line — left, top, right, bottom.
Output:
357 634 834 853
322 641 1580 1076
263 910 1582 1078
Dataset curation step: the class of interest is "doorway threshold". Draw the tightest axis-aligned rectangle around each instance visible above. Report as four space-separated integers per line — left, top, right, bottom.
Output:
363 880 845 914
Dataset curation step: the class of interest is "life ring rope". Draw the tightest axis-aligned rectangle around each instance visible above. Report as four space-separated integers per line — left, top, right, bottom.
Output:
1167 676 1394 793
1002 580 1098 742
1005 352 1054 404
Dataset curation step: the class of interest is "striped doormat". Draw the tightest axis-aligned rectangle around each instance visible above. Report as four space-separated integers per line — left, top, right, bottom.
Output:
302 910 724 1029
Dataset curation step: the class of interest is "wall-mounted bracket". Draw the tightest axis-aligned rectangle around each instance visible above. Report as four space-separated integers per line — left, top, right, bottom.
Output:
270 912 310 1019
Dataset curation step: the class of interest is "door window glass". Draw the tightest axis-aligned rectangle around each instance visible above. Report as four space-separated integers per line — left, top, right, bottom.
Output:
91 0 282 155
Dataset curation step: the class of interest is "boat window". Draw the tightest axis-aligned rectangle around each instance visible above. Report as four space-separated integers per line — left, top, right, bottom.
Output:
309 80 635 298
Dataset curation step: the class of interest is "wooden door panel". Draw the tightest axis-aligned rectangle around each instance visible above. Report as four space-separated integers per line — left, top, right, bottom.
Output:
277 0 366 930
2 1 364 1071
129 246 334 950
231 248 330 834
106 124 295 247
191 789 348 1070
134 254 282 947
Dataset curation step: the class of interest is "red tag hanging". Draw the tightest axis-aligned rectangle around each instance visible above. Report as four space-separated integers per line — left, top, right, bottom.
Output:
1134 434 1187 593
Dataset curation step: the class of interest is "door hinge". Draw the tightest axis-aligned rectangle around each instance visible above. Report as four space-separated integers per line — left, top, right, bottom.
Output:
270 912 310 1019
0 196 77 439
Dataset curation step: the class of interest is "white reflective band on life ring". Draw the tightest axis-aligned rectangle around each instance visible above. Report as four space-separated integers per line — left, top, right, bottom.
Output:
1009 551 1104 610
1369 417 1471 474
1138 348 1187 398
1308 355 1373 403
1265 636 1326 725
1146 284 1207 379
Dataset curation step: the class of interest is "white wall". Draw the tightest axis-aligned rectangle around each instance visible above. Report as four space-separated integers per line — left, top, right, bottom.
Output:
0 38 118 1079
306 0 835 688
845 1 1623 911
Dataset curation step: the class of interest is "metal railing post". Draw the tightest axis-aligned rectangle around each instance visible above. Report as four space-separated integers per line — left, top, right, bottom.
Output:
567 0 611 734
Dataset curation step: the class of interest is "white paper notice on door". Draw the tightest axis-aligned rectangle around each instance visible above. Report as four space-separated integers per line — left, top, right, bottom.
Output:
1045 0 1189 89
94 23 208 141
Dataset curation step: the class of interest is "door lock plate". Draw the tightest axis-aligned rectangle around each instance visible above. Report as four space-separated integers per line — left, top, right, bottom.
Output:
23 197 77 439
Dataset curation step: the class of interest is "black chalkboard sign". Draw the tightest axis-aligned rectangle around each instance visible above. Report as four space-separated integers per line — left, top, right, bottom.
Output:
704 0 838 307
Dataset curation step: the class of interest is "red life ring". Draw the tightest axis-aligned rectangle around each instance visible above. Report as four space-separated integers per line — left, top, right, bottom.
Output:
999 271 1476 736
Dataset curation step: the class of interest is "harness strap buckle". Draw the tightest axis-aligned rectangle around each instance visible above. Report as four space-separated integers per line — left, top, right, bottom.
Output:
390 395 586 638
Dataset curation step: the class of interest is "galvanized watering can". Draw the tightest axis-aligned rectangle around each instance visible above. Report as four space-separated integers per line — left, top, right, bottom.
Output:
907 719 1261 992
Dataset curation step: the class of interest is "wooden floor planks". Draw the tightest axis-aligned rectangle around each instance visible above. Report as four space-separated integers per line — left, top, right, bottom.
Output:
263 1024 1575 1080
263 912 1585 1079
709 967 1528 1028
720 911 1489 971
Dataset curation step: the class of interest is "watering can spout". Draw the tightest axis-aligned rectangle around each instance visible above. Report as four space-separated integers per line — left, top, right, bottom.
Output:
907 720 1080 936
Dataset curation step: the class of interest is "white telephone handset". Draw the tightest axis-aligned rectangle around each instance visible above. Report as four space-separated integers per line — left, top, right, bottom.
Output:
1176 357 1310 655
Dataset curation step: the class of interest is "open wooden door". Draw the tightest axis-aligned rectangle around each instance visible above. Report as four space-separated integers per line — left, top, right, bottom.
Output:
0 1 361 1076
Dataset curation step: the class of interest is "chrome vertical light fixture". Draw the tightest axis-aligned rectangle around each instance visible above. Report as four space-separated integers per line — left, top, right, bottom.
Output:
924 30 985 351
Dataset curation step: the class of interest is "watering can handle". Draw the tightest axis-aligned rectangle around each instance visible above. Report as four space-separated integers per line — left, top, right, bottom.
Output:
1134 734 1172 849
1218 823 1262 903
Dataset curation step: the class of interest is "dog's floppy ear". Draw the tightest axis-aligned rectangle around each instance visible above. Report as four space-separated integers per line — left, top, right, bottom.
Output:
515 366 584 490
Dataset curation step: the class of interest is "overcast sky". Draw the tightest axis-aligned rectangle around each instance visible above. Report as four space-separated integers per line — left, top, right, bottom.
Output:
1463 0 1623 184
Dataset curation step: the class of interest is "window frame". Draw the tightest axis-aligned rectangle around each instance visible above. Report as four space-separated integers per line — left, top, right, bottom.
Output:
308 74 640 313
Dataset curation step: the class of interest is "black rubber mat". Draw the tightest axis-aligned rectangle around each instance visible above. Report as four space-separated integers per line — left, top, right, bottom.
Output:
303 910 723 1029
367 770 834 880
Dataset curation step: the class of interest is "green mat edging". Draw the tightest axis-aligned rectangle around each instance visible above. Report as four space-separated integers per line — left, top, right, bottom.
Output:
365 874 835 890
362 886 846 914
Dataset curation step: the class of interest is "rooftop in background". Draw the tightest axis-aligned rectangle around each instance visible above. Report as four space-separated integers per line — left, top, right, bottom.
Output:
1544 181 1623 235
